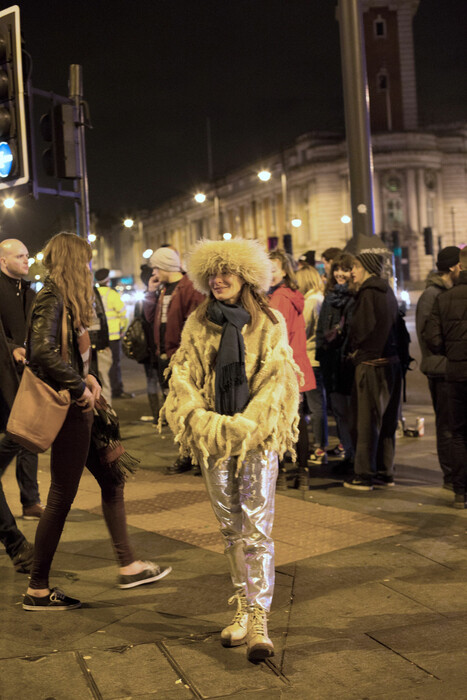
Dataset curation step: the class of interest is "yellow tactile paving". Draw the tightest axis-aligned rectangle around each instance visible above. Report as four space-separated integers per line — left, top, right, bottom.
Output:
4 466 409 567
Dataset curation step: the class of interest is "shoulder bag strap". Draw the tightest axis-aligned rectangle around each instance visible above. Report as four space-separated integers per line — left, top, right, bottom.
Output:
61 304 69 363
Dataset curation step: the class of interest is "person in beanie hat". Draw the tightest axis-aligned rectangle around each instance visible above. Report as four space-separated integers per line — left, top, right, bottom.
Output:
424 246 467 508
297 250 316 269
416 246 460 490
161 238 300 661
343 251 401 491
143 246 204 474
94 269 132 400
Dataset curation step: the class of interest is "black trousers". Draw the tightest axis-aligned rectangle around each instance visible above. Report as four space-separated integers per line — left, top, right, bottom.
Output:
352 362 402 480
29 403 136 590
428 377 452 485
447 381 467 496
0 433 40 507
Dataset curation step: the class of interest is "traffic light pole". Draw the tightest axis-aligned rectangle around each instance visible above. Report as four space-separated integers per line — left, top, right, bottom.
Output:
25 66 90 238
69 65 90 239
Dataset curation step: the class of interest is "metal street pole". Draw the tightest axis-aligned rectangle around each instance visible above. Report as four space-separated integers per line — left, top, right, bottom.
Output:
337 0 375 239
69 64 90 239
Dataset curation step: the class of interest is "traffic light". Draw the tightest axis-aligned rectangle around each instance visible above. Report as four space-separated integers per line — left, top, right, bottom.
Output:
0 5 29 189
40 103 81 179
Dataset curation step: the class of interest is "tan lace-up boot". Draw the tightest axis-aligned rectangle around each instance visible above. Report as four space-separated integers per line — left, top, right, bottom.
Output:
246 604 274 661
220 592 249 647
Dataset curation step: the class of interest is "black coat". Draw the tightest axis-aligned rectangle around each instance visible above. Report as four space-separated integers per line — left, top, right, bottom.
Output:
316 285 355 395
348 276 399 365
27 280 86 400
424 270 467 382
0 281 35 429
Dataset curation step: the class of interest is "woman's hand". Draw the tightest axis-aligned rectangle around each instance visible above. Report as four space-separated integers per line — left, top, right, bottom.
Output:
76 385 95 412
85 374 101 402
76 375 101 412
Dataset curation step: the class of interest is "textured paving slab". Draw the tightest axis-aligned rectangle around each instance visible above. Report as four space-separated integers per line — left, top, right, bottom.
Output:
161 635 286 698
0 652 94 700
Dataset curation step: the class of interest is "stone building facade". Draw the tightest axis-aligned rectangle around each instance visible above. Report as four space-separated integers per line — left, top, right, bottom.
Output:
109 0 467 283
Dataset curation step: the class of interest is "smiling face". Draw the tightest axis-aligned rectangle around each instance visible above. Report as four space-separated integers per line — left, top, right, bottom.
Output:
333 266 351 286
208 271 244 305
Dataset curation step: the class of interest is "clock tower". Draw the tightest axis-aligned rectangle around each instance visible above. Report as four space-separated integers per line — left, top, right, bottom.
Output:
362 0 420 132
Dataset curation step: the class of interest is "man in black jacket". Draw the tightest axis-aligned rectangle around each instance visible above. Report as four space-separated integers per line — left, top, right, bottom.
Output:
424 247 467 509
416 246 460 489
344 252 401 491
0 239 43 519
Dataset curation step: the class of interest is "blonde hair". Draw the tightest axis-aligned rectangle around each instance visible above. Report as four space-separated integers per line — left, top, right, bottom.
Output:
296 266 323 296
269 249 298 291
43 232 93 328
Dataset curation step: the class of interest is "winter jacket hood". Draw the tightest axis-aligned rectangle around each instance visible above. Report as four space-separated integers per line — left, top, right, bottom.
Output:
416 273 449 377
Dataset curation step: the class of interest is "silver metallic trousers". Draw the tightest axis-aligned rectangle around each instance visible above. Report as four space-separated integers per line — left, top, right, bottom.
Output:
202 450 278 611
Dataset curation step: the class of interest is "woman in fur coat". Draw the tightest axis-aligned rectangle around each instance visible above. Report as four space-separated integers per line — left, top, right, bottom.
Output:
161 238 300 662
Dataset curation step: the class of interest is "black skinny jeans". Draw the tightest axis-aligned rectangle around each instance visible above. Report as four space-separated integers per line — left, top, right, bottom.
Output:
29 403 135 590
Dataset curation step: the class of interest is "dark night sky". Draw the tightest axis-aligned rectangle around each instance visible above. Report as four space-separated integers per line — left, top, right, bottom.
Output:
2 0 467 251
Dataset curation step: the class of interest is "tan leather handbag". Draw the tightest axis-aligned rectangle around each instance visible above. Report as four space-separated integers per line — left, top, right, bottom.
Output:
7 307 72 453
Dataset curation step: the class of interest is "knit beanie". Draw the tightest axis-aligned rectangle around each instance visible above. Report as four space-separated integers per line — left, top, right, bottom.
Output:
149 247 181 272
95 268 110 284
187 238 272 295
355 252 383 277
436 246 460 272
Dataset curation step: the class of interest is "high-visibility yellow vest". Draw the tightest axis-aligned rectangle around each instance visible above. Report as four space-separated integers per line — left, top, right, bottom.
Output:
97 286 127 340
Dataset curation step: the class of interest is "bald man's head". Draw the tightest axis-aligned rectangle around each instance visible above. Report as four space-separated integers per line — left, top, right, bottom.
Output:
0 239 30 280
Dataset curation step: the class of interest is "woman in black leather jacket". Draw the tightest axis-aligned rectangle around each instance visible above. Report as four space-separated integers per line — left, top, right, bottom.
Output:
23 233 170 612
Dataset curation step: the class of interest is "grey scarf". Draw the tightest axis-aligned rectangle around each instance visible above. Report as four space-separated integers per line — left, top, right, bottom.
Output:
208 300 250 416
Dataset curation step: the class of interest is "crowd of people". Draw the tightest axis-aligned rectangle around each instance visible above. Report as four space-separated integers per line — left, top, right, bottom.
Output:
1 231 466 662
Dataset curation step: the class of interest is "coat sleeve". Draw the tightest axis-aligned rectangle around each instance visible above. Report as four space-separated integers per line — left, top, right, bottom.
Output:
423 296 445 355
162 313 300 466
28 290 85 399
143 292 157 325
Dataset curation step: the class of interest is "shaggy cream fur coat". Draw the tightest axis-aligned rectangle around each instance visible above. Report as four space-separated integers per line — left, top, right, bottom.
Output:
161 308 300 469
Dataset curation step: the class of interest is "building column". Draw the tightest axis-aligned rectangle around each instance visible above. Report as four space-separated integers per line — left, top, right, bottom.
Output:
417 169 427 231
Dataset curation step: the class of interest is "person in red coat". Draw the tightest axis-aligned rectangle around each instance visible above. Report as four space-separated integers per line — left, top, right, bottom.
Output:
268 249 315 489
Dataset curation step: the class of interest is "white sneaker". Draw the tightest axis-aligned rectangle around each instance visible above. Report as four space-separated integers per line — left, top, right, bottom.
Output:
247 604 274 661
220 592 249 647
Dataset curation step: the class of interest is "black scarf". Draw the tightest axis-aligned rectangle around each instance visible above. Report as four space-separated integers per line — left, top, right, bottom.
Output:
207 300 250 416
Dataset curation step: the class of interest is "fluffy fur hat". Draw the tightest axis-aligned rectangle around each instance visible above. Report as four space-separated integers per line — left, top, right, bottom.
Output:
187 238 272 295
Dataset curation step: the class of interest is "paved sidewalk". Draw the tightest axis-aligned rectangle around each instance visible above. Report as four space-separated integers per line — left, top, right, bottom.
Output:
1 349 467 697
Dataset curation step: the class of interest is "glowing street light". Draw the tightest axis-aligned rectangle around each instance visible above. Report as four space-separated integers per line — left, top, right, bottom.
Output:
223 232 232 240
258 170 271 182
142 248 153 259
88 233 97 243
291 218 302 228
3 197 15 208
123 218 134 228
341 215 351 224
194 192 207 204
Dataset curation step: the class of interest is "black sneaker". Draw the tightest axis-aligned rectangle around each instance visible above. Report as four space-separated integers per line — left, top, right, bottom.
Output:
374 473 395 487
165 457 192 475
117 562 172 589
23 587 81 611
343 475 373 491
12 541 34 574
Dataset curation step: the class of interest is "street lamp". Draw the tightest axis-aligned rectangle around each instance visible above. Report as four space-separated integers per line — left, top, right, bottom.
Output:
258 170 271 182
341 215 351 224
142 248 153 259
3 197 15 208
291 217 302 228
194 191 221 237
123 218 134 228
223 232 232 240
